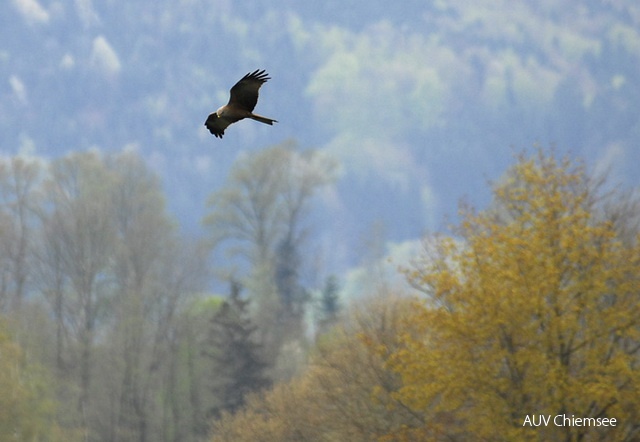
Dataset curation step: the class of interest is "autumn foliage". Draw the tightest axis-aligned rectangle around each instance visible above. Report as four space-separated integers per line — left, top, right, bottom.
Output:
392 152 640 441
211 296 424 441
209 151 640 441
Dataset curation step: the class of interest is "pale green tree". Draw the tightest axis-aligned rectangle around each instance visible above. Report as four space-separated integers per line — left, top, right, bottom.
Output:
0 157 42 311
204 141 336 375
0 320 80 441
40 151 117 424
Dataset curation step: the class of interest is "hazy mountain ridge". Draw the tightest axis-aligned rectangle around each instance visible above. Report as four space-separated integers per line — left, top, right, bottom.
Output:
2 0 639 273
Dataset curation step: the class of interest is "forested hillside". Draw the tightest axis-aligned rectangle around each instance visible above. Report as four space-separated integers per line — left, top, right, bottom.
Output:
2 0 639 263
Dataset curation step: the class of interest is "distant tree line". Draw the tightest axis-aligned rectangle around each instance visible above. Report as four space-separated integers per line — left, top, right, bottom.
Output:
0 142 340 441
8 145 636 442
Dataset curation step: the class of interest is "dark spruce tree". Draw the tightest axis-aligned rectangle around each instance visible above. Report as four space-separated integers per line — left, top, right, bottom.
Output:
205 281 270 418
316 275 341 335
274 235 310 323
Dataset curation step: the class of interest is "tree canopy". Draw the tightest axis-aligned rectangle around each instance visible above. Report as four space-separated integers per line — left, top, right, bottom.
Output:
392 151 640 441
208 150 640 442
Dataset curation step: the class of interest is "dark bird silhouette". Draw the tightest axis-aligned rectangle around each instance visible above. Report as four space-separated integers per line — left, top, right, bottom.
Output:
205 69 277 139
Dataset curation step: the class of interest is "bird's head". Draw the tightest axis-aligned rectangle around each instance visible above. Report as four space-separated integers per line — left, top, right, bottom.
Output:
216 106 226 117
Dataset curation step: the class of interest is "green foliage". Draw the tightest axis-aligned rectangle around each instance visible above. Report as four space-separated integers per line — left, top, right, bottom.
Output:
0 322 75 441
0 151 209 441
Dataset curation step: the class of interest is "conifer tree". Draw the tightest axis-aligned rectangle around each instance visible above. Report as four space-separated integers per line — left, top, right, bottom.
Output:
205 282 270 418
316 275 340 335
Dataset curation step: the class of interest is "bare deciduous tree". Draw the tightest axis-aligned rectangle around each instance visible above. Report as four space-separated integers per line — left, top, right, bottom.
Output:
204 142 336 376
0 157 42 311
40 151 117 425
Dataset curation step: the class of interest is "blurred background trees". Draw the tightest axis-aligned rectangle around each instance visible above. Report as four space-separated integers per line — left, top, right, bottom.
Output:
0 150 209 441
204 142 337 379
1 147 638 441
0 321 70 441
210 295 423 442
206 149 640 442
0 141 340 440
204 281 270 419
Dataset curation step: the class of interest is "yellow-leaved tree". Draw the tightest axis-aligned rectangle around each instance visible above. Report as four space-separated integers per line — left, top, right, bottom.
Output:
210 296 424 441
391 151 640 441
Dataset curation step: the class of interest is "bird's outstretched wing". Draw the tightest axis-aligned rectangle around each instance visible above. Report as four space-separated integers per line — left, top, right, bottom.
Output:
204 113 231 138
227 69 270 112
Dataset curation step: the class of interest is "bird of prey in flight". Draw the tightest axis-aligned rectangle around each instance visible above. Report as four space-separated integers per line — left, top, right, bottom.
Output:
205 69 277 139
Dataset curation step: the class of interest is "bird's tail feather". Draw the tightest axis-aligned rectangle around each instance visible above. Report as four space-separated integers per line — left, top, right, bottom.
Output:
250 114 277 125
